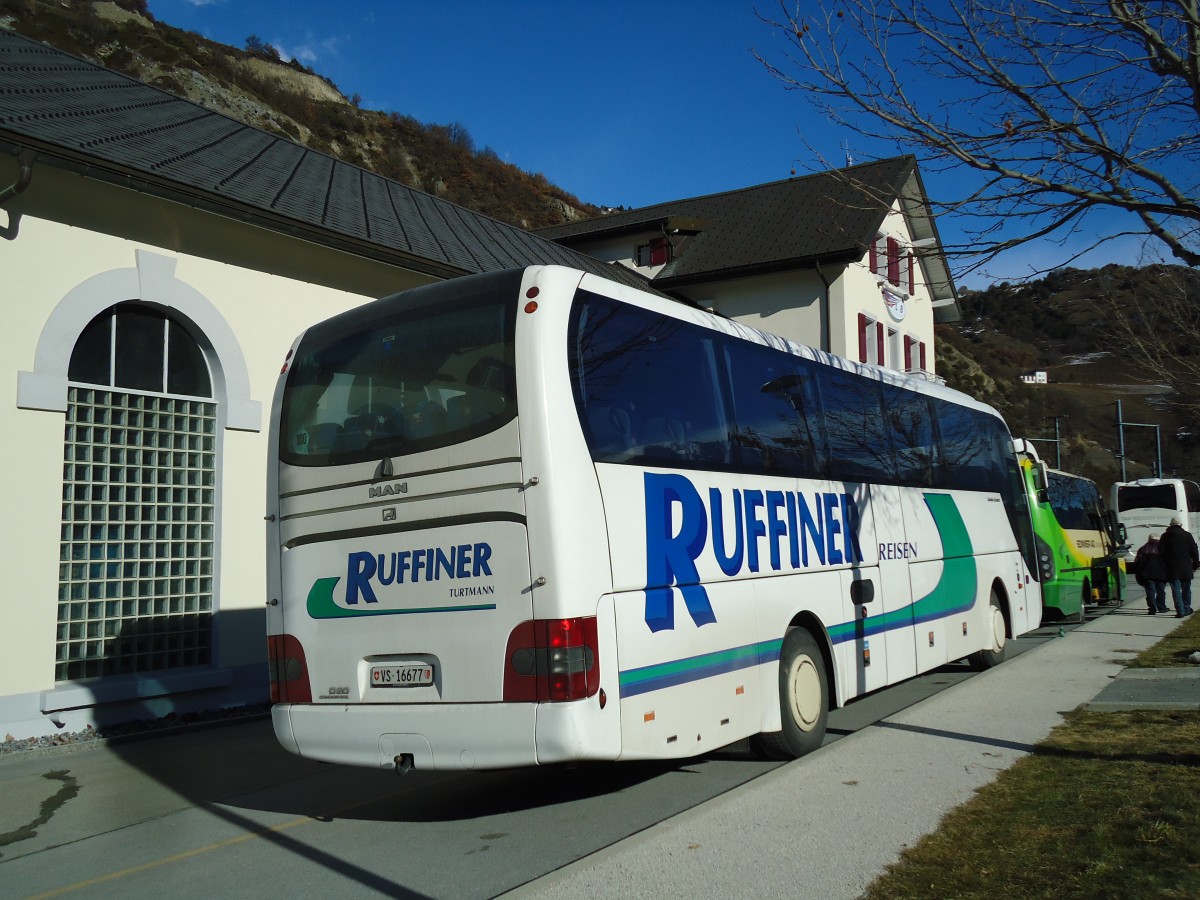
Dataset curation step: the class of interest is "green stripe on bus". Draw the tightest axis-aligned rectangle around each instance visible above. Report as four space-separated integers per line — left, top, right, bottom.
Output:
306 577 496 618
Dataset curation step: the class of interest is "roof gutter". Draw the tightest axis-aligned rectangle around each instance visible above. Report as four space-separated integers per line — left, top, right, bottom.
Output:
0 148 36 240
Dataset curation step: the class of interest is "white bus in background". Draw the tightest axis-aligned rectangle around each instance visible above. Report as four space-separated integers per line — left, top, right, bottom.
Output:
1111 478 1200 559
265 265 1041 773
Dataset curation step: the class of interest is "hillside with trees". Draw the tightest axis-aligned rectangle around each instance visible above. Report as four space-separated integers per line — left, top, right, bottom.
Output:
3 0 1195 490
0 0 599 229
939 264 1200 485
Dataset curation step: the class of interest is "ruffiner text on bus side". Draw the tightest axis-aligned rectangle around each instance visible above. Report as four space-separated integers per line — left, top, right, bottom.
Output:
642 472 866 632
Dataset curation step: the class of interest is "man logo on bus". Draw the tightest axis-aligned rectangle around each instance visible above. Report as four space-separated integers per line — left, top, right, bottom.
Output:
642 473 863 633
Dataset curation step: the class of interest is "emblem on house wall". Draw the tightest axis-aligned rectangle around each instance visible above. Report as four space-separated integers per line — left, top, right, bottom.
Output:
883 288 907 323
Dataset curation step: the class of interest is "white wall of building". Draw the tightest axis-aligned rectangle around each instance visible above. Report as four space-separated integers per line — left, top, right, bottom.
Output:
0 182 422 737
835 201 938 375
703 269 832 352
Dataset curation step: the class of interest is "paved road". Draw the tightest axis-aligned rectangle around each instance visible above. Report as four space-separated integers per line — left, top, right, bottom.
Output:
0 613 1104 899
513 594 1189 899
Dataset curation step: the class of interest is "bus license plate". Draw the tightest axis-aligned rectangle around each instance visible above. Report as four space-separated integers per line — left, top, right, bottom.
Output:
371 664 434 688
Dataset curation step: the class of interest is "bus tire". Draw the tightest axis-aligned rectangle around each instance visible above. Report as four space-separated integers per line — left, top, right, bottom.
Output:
968 590 1007 671
750 627 828 760
1076 579 1090 624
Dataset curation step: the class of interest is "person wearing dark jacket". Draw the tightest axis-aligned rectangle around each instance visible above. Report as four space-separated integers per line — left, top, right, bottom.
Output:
1132 533 1171 614
1159 517 1200 618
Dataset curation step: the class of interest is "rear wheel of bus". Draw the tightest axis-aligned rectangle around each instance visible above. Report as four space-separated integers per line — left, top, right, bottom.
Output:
750 627 828 760
968 590 1007 670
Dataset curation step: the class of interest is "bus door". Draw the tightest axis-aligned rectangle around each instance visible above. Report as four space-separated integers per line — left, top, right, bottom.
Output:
845 483 916 694
864 487 916 681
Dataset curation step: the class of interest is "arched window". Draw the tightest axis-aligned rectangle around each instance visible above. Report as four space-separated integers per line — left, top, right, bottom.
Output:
57 304 217 681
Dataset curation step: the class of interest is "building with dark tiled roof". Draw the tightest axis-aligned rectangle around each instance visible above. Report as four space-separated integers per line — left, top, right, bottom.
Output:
0 23 959 740
0 27 655 738
536 157 960 374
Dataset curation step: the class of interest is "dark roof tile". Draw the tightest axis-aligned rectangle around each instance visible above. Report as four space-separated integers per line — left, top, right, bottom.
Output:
538 158 916 283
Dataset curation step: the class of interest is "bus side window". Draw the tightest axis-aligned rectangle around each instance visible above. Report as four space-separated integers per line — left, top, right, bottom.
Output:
881 383 936 487
585 402 634 458
937 404 1002 492
570 290 730 469
822 367 894 484
723 340 824 478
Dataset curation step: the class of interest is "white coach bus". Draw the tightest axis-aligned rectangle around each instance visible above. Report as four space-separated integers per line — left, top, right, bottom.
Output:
1111 477 1200 560
266 266 1041 772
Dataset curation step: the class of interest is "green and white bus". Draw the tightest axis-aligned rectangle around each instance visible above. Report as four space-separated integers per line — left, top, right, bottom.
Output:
266 266 1042 772
1016 440 1125 622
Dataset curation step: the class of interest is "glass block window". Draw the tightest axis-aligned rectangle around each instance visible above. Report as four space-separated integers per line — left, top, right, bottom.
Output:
57 305 217 682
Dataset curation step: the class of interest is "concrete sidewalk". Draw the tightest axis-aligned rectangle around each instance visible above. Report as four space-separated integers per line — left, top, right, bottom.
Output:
510 595 1200 900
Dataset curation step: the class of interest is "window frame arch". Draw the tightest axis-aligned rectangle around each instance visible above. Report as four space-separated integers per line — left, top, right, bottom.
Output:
18 249 260 431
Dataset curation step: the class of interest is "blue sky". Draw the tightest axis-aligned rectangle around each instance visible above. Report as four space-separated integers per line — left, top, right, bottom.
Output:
146 0 1162 289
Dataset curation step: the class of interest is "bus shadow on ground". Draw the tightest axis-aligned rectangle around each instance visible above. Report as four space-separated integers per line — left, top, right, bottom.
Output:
94 609 694 824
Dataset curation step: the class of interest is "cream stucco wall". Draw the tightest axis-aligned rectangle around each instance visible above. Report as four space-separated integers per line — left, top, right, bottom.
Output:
702 269 832 352
0 170 439 736
836 201 938 374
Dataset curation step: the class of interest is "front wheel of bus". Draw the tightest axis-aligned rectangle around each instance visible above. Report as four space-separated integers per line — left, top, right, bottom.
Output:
968 591 1007 671
750 627 828 760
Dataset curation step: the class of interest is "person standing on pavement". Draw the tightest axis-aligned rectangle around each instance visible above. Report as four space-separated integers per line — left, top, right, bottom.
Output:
1159 516 1199 618
1132 533 1171 615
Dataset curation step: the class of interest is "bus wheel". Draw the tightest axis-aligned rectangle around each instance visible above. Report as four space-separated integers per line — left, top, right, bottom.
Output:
1076 579 1090 624
750 628 828 760
968 591 1007 671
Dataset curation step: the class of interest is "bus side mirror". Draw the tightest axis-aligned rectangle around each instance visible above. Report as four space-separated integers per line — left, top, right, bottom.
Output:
1034 461 1049 493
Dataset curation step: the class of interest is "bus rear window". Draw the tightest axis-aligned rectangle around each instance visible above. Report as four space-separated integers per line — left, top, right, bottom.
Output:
280 298 515 466
1117 484 1179 512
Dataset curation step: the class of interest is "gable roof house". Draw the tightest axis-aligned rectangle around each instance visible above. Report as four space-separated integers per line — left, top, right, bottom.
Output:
0 27 652 739
536 156 960 377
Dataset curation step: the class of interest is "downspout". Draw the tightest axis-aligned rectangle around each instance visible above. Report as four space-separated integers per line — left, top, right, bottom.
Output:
814 261 832 354
0 149 37 241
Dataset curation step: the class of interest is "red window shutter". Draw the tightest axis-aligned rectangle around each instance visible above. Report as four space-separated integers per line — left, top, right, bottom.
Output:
858 313 868 362
649 237 669 266
907 252 916 293
904 337 913 371
876 322 885 366
887 238 900 285
919 341 927 371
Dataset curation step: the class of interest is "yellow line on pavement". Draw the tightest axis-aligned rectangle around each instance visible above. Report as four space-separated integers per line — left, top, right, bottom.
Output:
24 812 316 900
22 775 431 900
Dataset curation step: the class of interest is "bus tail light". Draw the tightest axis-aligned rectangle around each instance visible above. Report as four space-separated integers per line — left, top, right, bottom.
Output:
504 617 600 702
268 634 312 703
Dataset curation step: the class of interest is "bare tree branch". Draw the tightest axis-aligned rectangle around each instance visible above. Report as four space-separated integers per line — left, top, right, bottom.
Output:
754 0 1200 273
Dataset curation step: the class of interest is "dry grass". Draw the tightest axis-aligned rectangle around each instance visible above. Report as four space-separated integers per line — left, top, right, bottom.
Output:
863 615 1200 899
1131 612 1200 669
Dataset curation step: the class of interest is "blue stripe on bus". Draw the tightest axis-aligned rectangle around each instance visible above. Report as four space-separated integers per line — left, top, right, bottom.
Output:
618 639 783 697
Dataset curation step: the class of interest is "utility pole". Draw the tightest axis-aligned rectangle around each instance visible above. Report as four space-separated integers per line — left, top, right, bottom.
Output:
1114 399 1163 480
1029 415 1066 469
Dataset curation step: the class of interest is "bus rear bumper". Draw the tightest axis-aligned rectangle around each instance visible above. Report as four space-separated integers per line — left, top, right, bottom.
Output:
272 702 544 771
